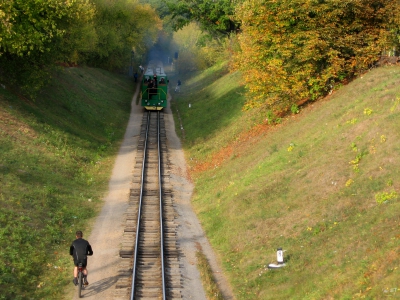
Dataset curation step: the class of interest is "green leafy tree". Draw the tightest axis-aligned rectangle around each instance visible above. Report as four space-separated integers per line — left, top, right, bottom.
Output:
0 0 163 96
166 0 241 37
138 0 176 44
0 0 95 56
0 0 95 97
172 22 225 72
81 0 162 71
139 0 171 19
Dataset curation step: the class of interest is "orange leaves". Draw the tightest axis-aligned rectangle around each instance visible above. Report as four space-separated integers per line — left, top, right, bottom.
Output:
190 120 272 174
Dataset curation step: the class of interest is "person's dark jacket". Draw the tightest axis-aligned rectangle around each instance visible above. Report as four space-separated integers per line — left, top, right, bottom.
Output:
70 238 93 263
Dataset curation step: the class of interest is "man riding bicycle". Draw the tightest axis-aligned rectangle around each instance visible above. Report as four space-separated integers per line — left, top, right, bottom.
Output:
70 230 93 286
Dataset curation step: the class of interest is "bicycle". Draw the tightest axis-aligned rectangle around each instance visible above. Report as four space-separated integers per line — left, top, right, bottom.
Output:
77 263 85 298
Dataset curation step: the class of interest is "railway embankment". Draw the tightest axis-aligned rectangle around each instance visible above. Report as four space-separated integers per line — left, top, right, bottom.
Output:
169 62 400 299
0 67 134 299
1 61 400 299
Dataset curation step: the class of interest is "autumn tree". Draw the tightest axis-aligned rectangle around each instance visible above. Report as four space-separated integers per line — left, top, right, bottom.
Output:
234 0 400 113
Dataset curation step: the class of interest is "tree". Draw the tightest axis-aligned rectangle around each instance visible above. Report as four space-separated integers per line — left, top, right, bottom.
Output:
139 0 171 19
0 0 95 57
171 22 225 72
166 0 241 37
75 0 162 71
0 0 95 96
234 0 400 113
0 0 163 96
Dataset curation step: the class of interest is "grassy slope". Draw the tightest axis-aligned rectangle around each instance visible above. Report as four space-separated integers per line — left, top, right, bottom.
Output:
0 67 134 299
171 63 400 299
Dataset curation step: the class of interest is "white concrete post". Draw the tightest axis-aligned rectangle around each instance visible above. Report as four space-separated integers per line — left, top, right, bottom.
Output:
277 248 284 264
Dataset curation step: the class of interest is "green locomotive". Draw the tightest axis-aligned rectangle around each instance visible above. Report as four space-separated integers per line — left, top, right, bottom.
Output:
140 61 168 110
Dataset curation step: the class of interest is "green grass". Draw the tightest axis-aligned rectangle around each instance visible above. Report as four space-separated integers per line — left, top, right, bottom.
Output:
170 62 249 149
0 66 134 299
196 246 224 300
171 64 400 299
2 61 400 299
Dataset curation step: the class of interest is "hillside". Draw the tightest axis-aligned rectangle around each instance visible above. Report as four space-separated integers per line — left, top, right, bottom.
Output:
0 61 399 299
0 67 134 299
170 64 400 299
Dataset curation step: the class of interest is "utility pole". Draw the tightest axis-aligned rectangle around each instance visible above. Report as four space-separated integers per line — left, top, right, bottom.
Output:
129 50 134 77
174 51 178 74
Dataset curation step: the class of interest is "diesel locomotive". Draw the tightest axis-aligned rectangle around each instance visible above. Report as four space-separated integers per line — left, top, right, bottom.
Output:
140 61 168 110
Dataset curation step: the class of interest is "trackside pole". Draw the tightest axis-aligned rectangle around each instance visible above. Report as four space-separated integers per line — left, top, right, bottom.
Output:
268 247 286 269
277 247 284 264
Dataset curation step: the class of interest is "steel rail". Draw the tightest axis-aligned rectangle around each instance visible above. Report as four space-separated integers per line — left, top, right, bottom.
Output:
130 112 150 299
157 111 167 300
130 111 166 299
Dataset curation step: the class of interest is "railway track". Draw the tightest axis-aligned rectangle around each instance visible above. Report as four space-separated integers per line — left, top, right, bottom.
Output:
114 111 181 300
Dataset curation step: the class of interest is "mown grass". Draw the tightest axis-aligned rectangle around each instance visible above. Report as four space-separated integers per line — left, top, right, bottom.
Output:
0 66 134 299
171 64 400 299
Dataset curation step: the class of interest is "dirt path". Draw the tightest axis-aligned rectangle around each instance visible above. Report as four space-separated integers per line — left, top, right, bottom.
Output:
68 83 235 300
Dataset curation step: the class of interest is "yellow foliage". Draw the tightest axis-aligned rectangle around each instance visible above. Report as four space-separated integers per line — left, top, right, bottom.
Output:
233 0 400 113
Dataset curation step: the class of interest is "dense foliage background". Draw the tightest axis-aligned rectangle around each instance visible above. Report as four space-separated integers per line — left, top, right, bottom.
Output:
1 0 399 111
0 0 161 97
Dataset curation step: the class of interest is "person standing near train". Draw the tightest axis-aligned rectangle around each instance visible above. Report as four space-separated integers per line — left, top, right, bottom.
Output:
147 79 154 99
153 74 158 87
175 79 181 92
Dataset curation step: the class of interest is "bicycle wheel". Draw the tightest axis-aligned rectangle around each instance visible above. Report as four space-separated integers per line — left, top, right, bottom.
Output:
77 272 83 298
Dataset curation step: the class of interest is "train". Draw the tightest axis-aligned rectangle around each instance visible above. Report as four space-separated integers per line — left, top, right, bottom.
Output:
140 61 168 110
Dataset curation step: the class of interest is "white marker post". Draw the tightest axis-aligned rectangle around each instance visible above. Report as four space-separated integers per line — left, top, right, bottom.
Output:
277 247 284 264
268 247 286 269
